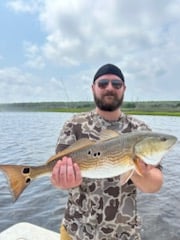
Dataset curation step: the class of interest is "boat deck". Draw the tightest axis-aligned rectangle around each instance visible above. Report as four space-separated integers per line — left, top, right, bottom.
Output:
0 222 60 240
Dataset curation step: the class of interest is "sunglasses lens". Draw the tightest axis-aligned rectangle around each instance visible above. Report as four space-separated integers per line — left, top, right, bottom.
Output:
111 80 123 89
97 79 123 89
97 79 109 89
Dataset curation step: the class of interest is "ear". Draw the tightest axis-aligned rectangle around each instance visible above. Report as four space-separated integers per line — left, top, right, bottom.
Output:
92 83 95 93
123 84 126 91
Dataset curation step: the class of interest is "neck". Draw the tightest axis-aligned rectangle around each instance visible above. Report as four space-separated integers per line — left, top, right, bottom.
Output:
95 107 122 121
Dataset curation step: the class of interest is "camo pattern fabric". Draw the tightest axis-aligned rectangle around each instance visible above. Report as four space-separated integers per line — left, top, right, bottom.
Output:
56 110 151 240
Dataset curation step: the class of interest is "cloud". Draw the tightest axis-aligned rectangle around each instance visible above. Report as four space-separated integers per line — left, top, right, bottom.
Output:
6 0 42 13
8 0 180 70
23 41 45 69
0 67 37 102
0 66 91 103
2 0 180 102
38 1 180 70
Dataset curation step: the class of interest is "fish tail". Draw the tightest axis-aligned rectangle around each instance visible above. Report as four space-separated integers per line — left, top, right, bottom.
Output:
0 164 36 200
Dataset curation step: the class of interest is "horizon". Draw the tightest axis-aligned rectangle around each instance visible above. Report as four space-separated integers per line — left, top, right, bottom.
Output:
1 100 180 105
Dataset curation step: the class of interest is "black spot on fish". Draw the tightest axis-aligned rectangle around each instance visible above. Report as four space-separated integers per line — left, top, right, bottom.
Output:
22 167 30 174
88 150 91 155
93 151 101 157
26 178 31 184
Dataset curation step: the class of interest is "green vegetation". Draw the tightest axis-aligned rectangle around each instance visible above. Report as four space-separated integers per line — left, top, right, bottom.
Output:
121 101 180 116
0 101 180 116
123 110 180 117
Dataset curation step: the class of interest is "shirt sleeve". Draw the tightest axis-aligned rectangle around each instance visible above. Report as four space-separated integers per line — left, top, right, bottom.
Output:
55 119 77 153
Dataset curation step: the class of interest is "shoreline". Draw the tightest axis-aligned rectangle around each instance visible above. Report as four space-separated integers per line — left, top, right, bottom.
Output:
0 101 180 117
42 108 180 117
1 108 180 117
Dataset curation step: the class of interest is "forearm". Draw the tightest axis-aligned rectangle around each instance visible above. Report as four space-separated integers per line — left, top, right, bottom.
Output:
131 167 163 193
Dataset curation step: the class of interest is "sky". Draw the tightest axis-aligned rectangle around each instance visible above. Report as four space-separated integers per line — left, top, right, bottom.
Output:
0 0 180 103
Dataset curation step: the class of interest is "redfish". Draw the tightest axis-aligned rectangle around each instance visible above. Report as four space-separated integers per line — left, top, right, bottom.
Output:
0 130 177 200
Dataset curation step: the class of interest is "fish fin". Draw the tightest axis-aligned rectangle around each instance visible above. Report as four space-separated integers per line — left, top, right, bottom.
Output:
0 165 33 201
98 129 120 142
120 170 134 185
133 156 143 176
47 138 96 163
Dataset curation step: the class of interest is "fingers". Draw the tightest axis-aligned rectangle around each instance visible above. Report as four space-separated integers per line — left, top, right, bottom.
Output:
73 163 82 183
51 160 61 186
60 157 74 187
138 159 154 175
51 156 82 189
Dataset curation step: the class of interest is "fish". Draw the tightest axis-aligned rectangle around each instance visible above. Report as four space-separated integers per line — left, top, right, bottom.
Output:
0 130 177 201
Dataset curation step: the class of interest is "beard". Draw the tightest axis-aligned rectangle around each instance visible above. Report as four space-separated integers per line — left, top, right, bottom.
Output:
93 91 124 111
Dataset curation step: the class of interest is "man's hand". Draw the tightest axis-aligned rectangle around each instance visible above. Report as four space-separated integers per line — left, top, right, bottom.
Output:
131 159 163 193
51 156 82 189
137 159 154 175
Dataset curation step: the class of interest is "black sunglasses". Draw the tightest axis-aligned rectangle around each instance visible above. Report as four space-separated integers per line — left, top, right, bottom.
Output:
97 79 124 89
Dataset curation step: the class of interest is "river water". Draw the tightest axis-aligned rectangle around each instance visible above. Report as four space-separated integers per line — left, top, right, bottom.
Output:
0 112 180 239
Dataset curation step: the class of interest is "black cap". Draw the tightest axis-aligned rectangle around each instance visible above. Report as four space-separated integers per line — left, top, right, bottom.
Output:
93 63 125 83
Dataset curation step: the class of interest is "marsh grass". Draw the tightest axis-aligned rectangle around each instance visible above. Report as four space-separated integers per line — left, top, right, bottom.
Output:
0 101 180 116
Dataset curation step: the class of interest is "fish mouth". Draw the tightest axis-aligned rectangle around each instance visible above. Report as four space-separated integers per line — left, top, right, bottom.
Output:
168 137 178 149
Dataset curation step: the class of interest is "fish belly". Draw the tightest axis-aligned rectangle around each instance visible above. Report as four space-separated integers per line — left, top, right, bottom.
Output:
81 163 135 179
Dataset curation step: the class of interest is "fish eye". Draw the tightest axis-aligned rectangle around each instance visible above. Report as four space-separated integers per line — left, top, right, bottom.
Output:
160 137 167 142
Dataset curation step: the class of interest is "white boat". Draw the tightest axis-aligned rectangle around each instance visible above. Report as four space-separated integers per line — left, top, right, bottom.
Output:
0 222 60 240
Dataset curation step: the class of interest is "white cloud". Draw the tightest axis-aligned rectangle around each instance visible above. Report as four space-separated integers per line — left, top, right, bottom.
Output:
6 0 42 13
42 32 80 66
0 66 88 103
36 0 180 70
2 0 180 102
0 67 33 102
23 42 45 69
0 67 30 85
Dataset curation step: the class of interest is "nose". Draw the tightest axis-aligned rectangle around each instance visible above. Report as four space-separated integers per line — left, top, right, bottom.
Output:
106 81 115 90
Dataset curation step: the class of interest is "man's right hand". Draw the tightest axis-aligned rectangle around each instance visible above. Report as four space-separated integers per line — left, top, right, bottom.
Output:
51 156 82 189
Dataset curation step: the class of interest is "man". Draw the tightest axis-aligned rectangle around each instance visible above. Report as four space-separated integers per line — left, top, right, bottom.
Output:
51 64 163 240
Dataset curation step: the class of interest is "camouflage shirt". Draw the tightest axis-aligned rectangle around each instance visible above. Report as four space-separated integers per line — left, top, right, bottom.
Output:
56 110 151 240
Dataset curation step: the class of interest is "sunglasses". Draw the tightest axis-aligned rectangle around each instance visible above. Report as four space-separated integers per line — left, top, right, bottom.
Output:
97 79 124 89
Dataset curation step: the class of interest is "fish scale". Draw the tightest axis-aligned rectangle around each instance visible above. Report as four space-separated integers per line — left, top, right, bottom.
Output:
68 135 137 178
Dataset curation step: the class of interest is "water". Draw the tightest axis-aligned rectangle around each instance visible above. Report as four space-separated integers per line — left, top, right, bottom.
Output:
0 112 180 239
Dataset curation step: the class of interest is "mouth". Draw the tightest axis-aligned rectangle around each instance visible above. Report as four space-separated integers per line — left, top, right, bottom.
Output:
104 93 116 98
103 95 115 102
